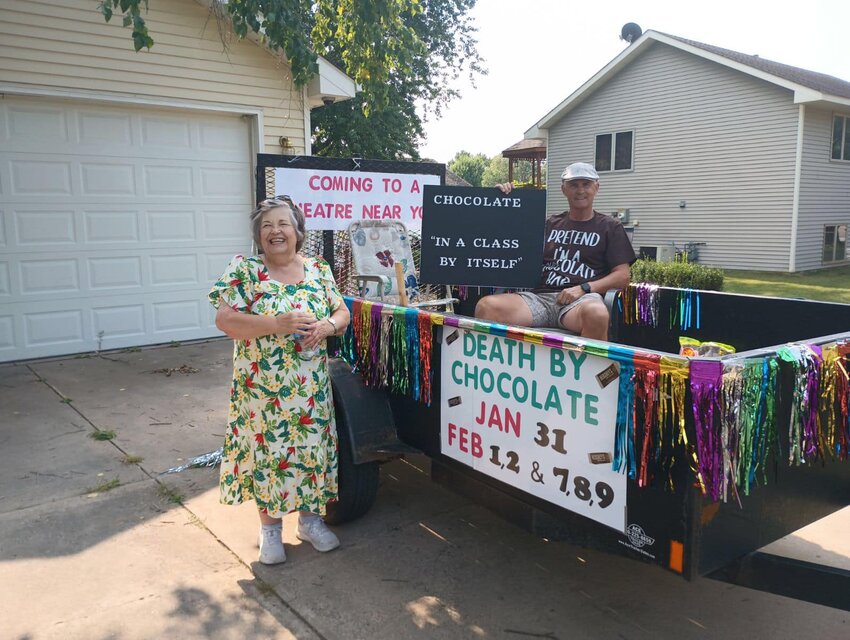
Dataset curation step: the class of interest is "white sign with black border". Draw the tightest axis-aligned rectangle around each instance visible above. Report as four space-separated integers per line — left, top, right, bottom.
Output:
440 328 627 532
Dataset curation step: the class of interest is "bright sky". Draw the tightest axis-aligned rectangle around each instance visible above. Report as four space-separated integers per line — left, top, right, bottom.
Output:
419 0 848 163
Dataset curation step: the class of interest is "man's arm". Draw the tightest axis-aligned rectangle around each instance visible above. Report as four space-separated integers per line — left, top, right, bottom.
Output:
588 263 630 293
555 263 630 305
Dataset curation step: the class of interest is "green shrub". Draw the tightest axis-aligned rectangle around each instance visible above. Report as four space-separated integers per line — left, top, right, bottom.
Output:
512 180 545 189
630 258 724 290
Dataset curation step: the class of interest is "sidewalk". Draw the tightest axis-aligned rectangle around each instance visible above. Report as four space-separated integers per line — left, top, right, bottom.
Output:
1 340 319 640
1 340 847 639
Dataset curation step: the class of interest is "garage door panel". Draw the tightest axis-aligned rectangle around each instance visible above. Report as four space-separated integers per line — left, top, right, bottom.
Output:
0 292 222 361
80 162 136 196
140 115 193 149
78 110 133 146
1 96 251 361
19 258 80 295
5 288 226 360
13 252 212 300
13 208 77 245
152 299 203 334
24 308 85 348
143 165 194 197
205 252 241 281
203 302 218 331
84 208 142 244
203 209 248 242
200 166 251 199
148 209 196 242
88 256 143 290
10 159 73 195
198 120 249 153
102 206 235 247
5 157 250 203
2 110 249 160
7 105 70 144
92 304 146 340
149 254 198 287
0 262 10 296
0 316 14 353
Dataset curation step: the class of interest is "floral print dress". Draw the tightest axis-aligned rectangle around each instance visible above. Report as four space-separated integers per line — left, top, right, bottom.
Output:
209 255 342 517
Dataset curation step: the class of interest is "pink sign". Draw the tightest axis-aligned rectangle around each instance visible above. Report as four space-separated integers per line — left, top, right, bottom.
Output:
274 167 441 231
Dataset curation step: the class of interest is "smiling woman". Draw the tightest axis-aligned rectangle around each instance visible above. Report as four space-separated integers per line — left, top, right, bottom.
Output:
251 196 306 258
208 197 350 565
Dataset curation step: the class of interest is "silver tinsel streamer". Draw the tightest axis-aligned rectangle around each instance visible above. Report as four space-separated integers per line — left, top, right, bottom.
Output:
721 363 744 505
162 448 223 474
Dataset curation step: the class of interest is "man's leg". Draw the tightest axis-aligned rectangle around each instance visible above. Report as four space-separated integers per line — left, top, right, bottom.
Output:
561 297 610 340
475 293 534 326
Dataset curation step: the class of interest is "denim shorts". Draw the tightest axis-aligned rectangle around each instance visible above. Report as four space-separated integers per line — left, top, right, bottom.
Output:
516 291 603 328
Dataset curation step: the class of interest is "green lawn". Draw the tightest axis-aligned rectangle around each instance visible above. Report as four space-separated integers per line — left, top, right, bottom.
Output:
723 265 850 304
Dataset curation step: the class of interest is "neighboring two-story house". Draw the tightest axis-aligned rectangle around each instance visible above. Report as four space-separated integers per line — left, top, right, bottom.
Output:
0 0 355 361
525 30 850 273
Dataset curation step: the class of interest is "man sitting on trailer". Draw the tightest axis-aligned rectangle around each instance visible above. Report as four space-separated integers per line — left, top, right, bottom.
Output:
475 162 635 341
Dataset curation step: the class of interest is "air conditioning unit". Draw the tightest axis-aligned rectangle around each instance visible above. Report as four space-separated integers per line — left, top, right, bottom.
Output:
639 244 676 262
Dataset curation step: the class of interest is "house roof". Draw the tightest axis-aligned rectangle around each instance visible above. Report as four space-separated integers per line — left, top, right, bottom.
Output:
526 30 850 139
666 34 850 100
445 168 472 187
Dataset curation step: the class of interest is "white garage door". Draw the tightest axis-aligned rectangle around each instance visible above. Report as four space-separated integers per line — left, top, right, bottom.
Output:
0 96 253 362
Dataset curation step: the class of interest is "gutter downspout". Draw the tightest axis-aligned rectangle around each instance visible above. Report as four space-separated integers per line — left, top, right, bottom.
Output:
788 104 805 272
303 86 313 155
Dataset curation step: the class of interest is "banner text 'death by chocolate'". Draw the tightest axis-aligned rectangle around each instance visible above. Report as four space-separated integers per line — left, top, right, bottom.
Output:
440 329 626 532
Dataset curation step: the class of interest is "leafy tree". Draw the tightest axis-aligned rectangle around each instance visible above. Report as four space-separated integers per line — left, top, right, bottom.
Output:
448 151 488 187
97 0 484 160
481 156 508 187
311 87 422 160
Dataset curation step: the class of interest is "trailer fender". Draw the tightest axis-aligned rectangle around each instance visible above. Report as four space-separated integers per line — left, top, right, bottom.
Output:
329 358 418 464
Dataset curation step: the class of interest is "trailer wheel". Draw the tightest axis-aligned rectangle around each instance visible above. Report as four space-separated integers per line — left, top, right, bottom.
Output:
325 418 380 525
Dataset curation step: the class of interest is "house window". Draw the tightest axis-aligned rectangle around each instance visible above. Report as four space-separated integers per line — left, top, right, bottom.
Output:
595 131 633 172
822 224 847 263
831 115 850 161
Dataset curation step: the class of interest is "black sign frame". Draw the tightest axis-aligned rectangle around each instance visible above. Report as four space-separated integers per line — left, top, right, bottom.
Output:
419 186 545 288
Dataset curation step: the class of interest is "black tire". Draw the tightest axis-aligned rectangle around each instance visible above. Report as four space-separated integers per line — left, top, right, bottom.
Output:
324 424 380 525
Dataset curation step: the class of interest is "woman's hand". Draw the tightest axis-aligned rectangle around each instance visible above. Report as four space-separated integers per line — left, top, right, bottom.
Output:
495 182 513 195
275 311 317 338
300 316 335 350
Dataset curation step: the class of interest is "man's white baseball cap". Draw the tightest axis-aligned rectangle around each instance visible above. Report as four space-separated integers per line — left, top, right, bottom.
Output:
560 162 599 182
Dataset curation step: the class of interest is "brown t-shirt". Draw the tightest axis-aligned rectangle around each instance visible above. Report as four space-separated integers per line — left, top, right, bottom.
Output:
535 211 636 292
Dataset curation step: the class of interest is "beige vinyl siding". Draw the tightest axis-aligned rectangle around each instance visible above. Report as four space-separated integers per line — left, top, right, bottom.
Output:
0 0 305 153
795 106 850 270
546 43 799 271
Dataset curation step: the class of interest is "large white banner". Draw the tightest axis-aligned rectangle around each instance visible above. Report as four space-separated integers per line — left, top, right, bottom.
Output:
440 329 627 532
274 167 440 231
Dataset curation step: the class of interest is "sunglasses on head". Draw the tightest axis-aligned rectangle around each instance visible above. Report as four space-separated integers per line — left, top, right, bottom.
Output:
256 194 295 208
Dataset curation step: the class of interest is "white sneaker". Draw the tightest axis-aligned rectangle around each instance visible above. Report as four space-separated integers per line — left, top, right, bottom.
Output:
258 526 286 564
296 517 340 552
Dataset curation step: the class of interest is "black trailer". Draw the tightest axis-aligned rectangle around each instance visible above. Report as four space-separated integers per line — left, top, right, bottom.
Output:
328 289 850 611
260 154 850 611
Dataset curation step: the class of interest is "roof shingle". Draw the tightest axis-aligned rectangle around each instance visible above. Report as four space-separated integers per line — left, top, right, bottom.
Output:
664 33 850 99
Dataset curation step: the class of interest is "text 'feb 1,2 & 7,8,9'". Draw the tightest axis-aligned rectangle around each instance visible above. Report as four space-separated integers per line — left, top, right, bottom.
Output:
440 329 626 532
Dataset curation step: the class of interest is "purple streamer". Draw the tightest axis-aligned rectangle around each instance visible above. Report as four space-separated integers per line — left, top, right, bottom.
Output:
690 360 723 500
802 349 822 458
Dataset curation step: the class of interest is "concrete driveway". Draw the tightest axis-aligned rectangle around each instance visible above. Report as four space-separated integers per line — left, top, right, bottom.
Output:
1 340 848 639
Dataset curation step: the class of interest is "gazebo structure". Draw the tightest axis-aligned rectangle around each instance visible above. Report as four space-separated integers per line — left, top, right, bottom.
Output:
502 138 546 188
